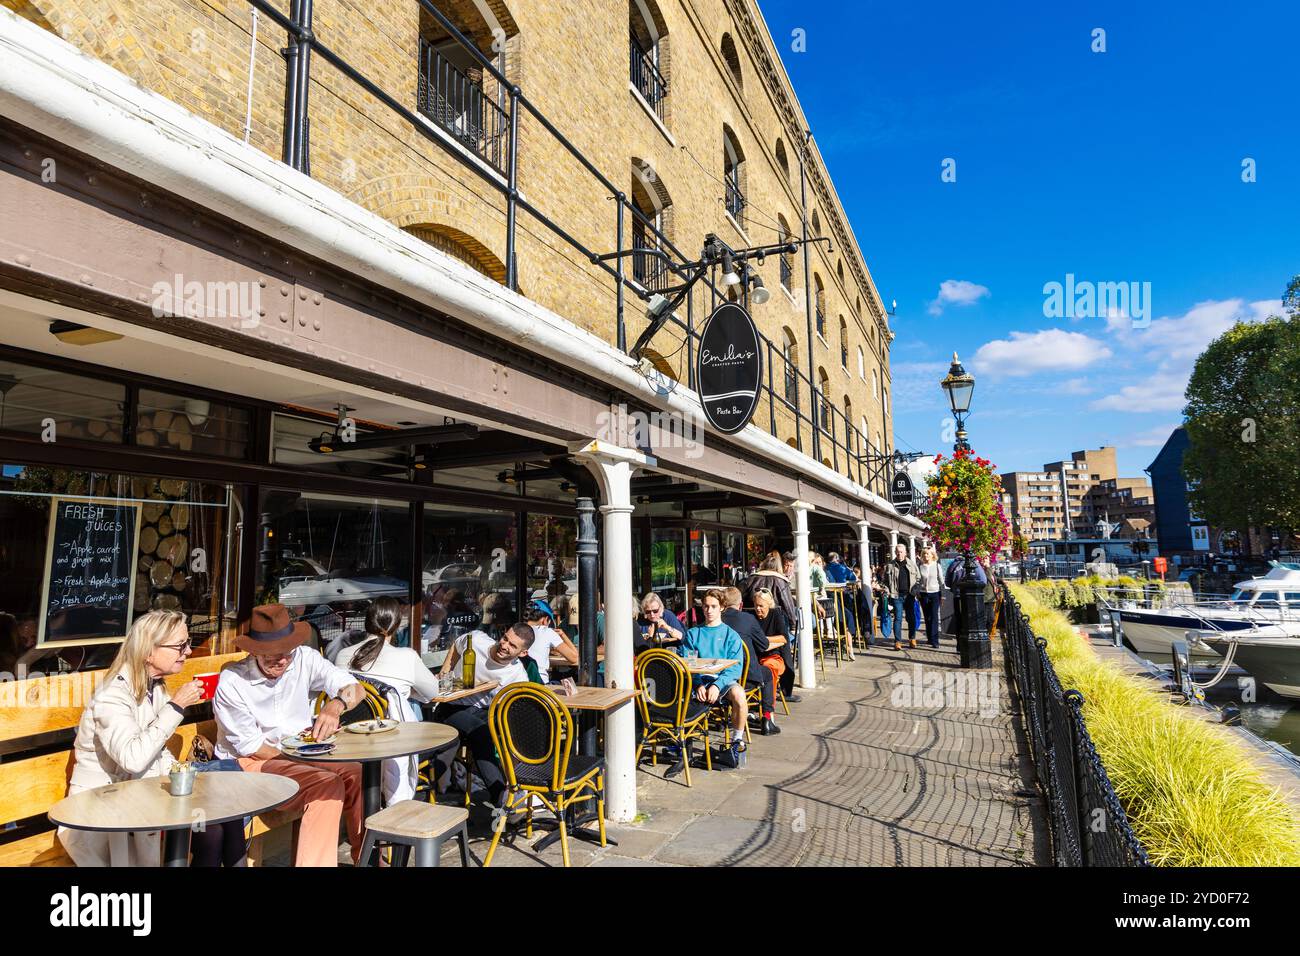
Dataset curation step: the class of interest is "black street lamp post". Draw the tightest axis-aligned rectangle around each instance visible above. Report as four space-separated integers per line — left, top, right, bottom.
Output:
940 353 992 669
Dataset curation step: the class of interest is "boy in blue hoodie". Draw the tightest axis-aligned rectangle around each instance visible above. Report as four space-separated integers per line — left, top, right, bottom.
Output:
677 590 747 768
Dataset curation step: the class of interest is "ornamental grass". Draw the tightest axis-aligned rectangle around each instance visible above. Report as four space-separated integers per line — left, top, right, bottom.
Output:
1010 584 1300 866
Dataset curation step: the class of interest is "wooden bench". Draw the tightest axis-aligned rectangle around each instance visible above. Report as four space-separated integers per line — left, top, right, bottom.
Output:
0 652 301 867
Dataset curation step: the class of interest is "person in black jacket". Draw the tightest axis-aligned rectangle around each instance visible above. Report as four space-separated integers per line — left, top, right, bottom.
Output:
752 589 801 704
721 587 780 735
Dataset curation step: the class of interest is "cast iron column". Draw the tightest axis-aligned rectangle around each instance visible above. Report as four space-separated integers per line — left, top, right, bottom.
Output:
575 495 600 755
959 551 993 668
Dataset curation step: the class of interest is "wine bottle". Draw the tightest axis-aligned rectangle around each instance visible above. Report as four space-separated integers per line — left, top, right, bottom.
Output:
461 633 477 689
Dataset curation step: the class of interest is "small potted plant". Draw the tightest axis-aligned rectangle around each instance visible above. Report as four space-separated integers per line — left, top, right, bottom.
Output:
168 760 197 797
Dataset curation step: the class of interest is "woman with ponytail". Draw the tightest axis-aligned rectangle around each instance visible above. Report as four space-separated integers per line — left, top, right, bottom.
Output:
336 597 440 803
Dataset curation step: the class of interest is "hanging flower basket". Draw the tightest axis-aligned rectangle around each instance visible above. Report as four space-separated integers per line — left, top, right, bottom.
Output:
920 449 1010 559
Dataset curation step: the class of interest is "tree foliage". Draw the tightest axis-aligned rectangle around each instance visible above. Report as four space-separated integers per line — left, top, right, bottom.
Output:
1183 275 1300 532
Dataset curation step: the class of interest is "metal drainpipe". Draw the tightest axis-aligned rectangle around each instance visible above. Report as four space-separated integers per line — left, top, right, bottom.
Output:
799 131 819 461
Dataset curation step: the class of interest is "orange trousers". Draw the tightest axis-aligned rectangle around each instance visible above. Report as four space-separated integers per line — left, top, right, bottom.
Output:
239 756 364 867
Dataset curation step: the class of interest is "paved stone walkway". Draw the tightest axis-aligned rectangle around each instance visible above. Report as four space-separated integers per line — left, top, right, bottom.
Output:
463 642 1050 867
259 642 1050 867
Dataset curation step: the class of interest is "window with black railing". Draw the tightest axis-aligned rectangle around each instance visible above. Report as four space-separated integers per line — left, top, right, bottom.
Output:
780 253 793 290
631 223 671 292
629 31 668 123
417 37 509 174
725 171 745 220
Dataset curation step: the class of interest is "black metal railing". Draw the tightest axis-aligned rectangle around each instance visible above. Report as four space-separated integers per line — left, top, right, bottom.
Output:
629 31 668 123
1001 584 1150 867
780 253 792 290
417 38 509 174
252 0 891 499
631 241 671 292
815 305 825 337
724 174 745 220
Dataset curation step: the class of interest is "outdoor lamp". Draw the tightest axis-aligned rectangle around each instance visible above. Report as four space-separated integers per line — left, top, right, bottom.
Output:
941 352 975 415
720 249 741 287
750 274 770 305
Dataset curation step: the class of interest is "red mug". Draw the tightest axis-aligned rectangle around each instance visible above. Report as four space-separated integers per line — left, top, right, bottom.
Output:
195 672 219 702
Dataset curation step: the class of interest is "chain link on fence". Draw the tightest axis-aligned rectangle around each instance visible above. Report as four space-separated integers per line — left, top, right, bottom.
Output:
1001 583 1150 866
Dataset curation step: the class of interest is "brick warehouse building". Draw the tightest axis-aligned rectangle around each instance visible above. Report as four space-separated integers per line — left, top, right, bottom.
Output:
0 0 925 830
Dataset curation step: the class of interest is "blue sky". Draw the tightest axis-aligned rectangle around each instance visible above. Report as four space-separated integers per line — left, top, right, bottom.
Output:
757 0 1299 478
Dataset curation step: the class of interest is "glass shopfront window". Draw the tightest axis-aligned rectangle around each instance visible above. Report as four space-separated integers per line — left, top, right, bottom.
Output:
721 532 747 584
527 515 576 610
136 389 251 459
651 527 685 614
0 358 125 443
422 505 517 659
256 491 412 663
0 463 242 674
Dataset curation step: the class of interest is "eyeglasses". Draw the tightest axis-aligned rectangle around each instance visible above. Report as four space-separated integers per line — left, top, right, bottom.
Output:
159 640 192 653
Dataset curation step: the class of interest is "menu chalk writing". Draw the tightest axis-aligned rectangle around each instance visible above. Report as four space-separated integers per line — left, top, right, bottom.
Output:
40 498 141 645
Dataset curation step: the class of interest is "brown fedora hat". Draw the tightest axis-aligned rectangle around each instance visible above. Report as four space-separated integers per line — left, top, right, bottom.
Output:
235 604 313 656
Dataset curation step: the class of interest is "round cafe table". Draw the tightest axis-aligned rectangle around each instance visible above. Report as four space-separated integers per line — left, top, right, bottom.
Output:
285 721 458 866
48 771 299 867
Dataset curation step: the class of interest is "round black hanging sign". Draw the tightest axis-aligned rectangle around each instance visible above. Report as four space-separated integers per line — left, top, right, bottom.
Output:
695 302 763 434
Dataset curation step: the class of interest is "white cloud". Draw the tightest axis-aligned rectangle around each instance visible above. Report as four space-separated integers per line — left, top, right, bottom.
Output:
1091 297 1281 413
927 279 990 316
1120 423 1182 447
971 329 1112 377
889 360 949 411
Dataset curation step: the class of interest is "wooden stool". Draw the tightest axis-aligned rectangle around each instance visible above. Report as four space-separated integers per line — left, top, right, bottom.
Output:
359 801 473 867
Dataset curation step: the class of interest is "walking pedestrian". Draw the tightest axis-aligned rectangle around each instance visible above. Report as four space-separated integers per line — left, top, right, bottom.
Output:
917 546 943 648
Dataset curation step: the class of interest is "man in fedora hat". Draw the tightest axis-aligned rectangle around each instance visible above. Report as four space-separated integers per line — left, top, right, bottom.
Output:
213 604 367 866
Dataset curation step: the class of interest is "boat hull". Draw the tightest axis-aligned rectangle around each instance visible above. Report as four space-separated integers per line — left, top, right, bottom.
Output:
1118 611 1232 660
1200 635 1300 700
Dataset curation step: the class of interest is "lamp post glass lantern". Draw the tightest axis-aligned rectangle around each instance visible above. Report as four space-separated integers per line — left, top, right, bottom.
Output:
941 352 974 453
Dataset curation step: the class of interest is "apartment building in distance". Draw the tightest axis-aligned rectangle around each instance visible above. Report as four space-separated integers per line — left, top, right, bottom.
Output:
1003 447 1156 541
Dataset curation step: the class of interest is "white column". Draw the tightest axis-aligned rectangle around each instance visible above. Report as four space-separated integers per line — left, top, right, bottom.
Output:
908 534 917 563
856 519 872 585
890 528 899 556
783 501 817 689
571 439 652 823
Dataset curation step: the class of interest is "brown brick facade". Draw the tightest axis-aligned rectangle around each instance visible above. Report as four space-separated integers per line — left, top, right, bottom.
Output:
6 0 894 485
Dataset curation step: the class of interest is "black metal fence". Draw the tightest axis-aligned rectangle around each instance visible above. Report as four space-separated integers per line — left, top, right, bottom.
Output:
1000 583 1150 866
629 31 668 123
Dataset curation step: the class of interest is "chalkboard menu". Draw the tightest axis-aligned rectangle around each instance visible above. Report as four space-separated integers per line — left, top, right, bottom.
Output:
38 497 142 647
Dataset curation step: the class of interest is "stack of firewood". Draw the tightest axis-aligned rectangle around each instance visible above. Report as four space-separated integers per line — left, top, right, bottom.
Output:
132 477 191 613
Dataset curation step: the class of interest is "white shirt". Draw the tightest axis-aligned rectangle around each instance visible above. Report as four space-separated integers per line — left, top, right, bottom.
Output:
213 646 357 759
920 562 942 593
336 640 440 708
526 624 569 684
454 631 527 708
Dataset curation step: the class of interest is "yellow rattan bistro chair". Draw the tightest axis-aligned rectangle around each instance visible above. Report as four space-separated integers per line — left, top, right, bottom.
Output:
635 649 713 787
706 639 755 746
483 683 606 868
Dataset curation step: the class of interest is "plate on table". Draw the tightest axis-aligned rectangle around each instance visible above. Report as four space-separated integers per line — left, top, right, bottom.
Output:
344 718 398 735
290 742 337 756
280 732 337 752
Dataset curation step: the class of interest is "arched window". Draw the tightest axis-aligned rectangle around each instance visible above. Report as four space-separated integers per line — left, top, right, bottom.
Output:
844 396 853 433
720 32 742 88
872 368 879 401
417 3 519 175
630 157 673 291
630 0 670 123
839 317 848 369
837 260 845 286
775 138 789 182
777 214 794 291
781 327 799 404
883 386 889 417
811 209 822 237
813 274 826 337
723 125 745 224
405 224 507 284
857 345 865 380
817 367 831 432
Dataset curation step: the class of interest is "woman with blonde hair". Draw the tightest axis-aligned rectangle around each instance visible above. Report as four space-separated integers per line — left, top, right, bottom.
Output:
61 610 244 866
918 545 944 649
